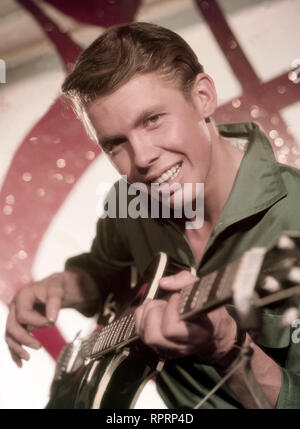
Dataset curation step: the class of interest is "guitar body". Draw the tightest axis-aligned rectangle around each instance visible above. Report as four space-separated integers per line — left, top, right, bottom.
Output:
46 253 169 409
77 343 162 409
46 365 84 409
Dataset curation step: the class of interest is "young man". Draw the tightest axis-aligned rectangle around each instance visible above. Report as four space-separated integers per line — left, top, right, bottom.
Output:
5 22 300 408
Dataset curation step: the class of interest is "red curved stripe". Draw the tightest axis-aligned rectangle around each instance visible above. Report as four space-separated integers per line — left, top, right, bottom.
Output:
45 0 142 28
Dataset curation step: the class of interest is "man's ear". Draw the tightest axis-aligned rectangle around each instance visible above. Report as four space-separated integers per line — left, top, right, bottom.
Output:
191 73 217 120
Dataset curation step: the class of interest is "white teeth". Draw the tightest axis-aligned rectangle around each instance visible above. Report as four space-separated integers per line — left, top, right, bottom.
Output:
154 163 181 184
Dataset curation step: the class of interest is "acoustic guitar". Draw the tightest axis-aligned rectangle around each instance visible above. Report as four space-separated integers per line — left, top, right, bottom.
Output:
46 232 300 409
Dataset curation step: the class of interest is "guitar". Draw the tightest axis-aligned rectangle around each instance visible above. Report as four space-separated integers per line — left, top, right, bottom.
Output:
46 231 300 409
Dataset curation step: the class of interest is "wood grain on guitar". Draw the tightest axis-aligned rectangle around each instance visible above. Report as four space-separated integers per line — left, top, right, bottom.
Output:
46 232 300 409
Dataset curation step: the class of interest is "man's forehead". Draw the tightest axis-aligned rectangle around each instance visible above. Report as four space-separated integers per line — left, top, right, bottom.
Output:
91 72 183 106
87 78 180 122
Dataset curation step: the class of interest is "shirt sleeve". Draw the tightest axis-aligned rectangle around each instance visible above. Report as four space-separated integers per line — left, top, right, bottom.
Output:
276 367 300 408
227 303 300 408
65 210 134 320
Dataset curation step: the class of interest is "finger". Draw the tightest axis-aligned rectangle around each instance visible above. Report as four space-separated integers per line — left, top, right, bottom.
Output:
10 349 23 368
46 282 64 322
14 288 49 327
159 270 199 291
138 300 190 351
26 324 41 332
161 294 193 342
135 298 162 337
135 298 195 358
6 303 42 349
162 294 211 346
135 304 144 337
141 303 183 349
6 336 30 362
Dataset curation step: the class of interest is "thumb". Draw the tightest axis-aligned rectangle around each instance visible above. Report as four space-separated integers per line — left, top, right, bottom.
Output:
159 270 199 291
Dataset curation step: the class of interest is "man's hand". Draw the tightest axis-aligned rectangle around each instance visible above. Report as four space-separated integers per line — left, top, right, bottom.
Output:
135 270 238 363
5 272 69 367
5 269 100 367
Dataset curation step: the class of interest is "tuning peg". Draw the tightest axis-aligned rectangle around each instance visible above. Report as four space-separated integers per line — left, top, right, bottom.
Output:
261 275 281 293
287 267 300 283
276 234 295 250
282 307 299 326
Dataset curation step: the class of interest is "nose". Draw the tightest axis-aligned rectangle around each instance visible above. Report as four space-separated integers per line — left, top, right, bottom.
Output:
130 135 160 173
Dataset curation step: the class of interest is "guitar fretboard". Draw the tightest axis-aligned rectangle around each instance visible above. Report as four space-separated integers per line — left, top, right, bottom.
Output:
87 313 137 359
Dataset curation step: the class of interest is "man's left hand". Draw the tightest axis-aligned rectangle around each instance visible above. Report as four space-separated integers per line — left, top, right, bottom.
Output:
135 270 238 362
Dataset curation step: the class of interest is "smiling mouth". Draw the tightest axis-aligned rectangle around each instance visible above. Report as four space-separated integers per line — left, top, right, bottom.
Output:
152 163 182 185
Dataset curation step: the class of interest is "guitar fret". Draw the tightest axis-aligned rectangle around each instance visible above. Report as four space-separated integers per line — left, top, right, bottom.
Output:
97 327 108 353
92 332 101 355
83 334 96 358
98 331 106 352
126 315 136 339
115 318 124 342
105 321 115 349
119 314 133 342
179 271 218 316
112 315 127 346
119 316 128 340
215 259 241 299
193 272 218 308
109 320 119 347
179 283 196 314
121 314 134 341
102 325 112 350
104 318 123 350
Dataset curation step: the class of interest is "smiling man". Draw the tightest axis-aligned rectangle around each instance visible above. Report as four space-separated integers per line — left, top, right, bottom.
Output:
5 22 300 409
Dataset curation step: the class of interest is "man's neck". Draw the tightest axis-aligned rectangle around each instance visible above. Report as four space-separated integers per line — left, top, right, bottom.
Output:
185 134 246 266
203 134 246 228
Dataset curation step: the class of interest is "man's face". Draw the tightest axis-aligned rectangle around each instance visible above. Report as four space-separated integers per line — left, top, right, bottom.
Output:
86 73 213 206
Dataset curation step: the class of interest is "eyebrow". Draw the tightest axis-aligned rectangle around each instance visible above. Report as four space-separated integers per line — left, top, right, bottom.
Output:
100 105 166 149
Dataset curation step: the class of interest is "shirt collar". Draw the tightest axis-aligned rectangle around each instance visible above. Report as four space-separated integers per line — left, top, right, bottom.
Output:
214 122 287 235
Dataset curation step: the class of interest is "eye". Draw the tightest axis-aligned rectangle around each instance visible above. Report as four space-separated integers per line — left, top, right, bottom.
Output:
145 114 162 128
102 137 127 155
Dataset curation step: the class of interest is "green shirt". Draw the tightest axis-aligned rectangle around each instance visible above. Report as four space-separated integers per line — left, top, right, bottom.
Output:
66 122 300 408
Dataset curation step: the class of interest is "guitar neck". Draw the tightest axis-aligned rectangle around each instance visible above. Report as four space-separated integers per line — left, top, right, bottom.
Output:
84 247 266 360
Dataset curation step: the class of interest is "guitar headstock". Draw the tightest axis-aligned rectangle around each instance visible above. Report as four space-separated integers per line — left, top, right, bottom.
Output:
234 231 300 329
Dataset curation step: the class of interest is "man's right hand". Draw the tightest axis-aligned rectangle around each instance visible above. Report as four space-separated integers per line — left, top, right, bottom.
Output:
6 268 101 367
5 272 68 367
